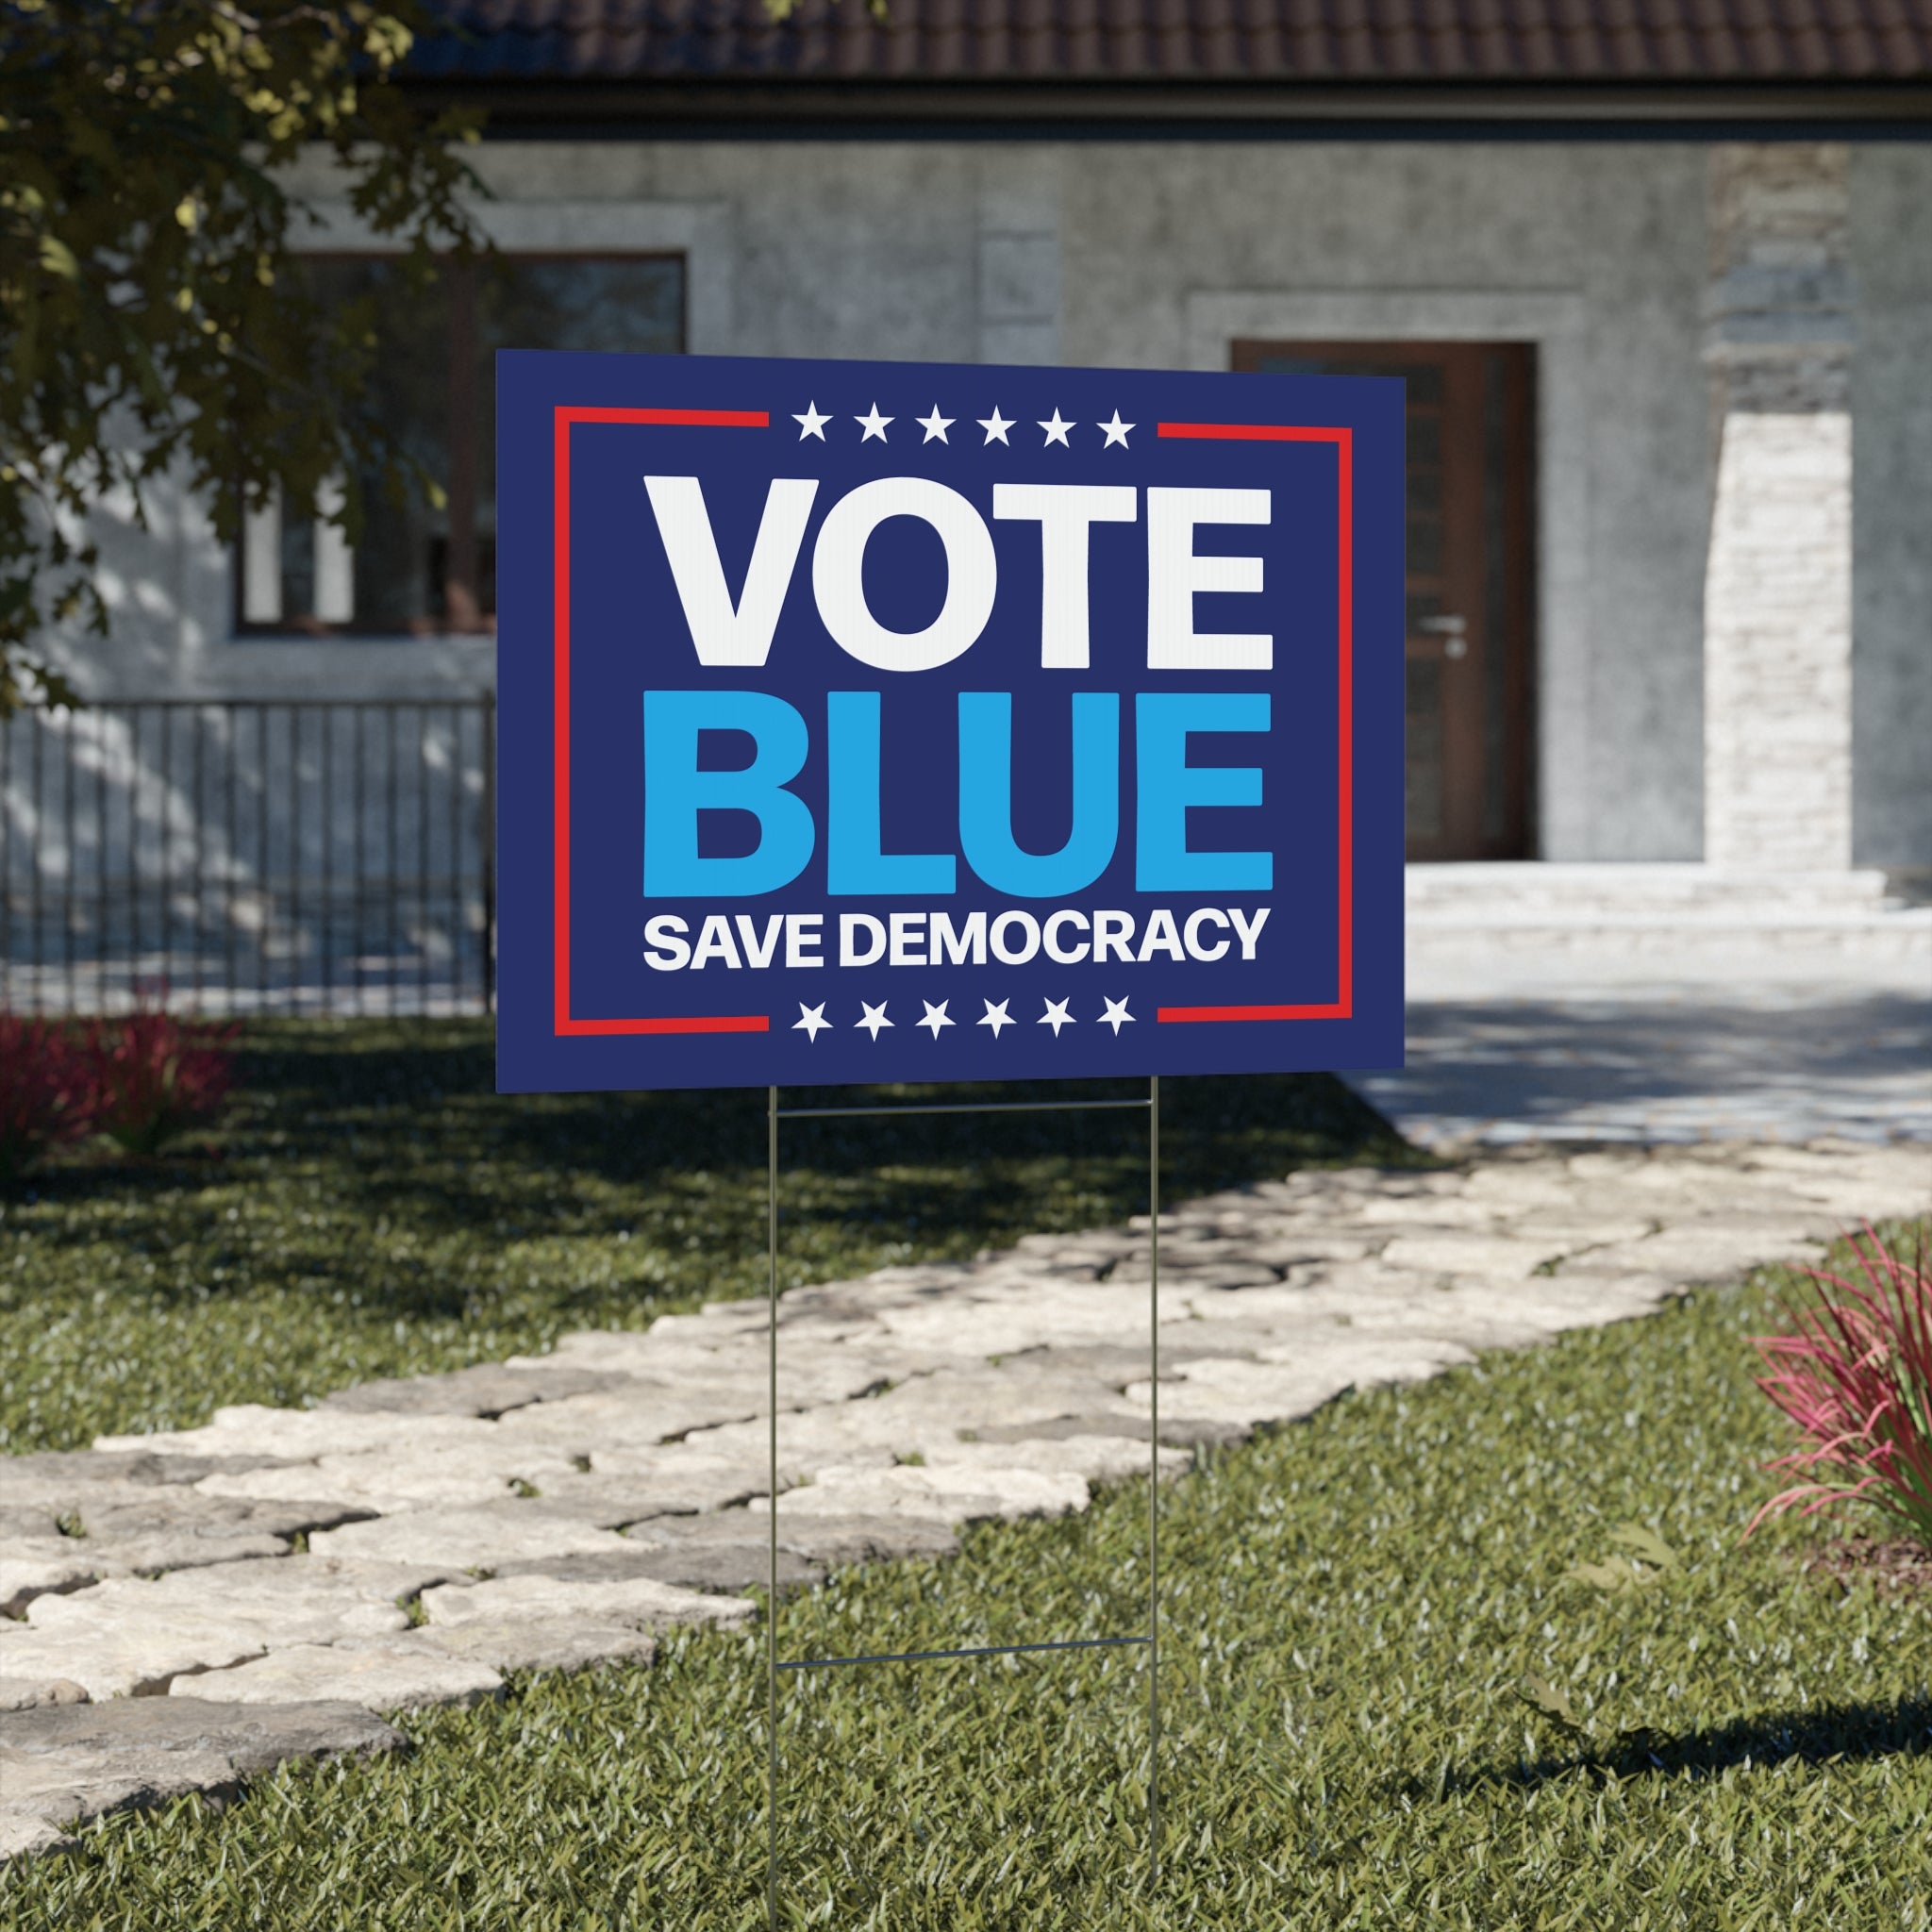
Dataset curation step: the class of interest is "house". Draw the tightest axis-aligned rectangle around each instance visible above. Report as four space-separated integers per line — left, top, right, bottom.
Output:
11 0 1930 1009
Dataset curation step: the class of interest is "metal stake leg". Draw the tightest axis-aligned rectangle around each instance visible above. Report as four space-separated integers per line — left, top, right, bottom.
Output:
768 1084 780 1932
1148 1073 1160 1899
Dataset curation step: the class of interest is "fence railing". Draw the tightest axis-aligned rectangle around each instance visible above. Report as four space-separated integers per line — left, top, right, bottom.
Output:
1 698 495 1016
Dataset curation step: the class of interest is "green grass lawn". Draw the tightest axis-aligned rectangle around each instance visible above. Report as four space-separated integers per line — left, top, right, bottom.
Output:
2 1025 1926 1927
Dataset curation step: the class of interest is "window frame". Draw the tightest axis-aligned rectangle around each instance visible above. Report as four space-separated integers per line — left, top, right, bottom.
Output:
232 248 688 642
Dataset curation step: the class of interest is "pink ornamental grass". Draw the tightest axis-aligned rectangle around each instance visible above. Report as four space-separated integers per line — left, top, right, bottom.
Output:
83 1008 238 1158
1745 1227 1932 1549
0 1014 98 1182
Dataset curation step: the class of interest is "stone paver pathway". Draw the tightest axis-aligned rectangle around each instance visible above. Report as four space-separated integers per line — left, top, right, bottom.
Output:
4 1138 1926 1859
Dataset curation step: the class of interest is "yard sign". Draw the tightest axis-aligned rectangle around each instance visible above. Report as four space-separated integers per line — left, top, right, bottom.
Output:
495 352 1403 1091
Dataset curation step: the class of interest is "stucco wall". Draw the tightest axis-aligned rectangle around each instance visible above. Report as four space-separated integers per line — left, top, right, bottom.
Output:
32 136 1925 866
1850 144 1932 873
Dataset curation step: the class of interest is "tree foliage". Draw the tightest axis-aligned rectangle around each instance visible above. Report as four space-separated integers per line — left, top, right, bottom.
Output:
0 0 487 713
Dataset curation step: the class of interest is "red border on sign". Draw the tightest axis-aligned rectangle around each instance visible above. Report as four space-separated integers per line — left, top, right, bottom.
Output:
1151 422 1353 1024
553 406 772 1037
549 408 1353 1038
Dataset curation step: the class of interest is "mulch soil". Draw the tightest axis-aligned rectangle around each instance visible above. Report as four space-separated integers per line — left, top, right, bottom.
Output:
1800 1529 1932 1599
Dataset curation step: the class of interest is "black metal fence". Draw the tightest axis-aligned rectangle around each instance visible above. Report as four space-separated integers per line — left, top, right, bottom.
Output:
1 698 494 1016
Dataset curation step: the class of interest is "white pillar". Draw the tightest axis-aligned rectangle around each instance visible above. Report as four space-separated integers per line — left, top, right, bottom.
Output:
1702 145 1856 872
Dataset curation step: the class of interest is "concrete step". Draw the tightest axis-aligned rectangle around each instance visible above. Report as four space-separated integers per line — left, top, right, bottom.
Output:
1410 909 1932 959
1401 864 1931 991
1406 863 1897 920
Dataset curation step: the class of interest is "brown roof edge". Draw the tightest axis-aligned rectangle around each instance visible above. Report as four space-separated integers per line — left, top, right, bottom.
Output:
401 78 1932 136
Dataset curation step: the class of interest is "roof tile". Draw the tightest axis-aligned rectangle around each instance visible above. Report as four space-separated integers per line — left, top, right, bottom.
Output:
414 0 1932 84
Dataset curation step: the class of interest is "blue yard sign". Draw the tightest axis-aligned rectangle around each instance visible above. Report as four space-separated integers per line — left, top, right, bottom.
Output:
495 352 1403 1092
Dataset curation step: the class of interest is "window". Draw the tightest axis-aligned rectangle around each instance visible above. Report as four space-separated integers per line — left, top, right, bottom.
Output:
237 255 685 637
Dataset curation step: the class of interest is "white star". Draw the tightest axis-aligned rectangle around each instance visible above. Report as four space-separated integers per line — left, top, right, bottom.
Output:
792 1002 830 1041
1039 997 1074 1037
916 406 954 444
1039 408 1074 448
1100 997 1135 1036
977 998 1014 1038
917 999 955 1038
977 407 1013 446
792 401 831 441
855 1001 892 1041
855 402 893 442
1098 410 1135 448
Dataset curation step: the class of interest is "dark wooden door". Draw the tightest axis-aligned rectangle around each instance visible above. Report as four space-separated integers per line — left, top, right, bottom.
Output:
1232 341 1535 859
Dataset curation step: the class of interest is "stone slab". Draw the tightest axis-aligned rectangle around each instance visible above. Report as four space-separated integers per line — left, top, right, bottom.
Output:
534 1458 770 1524
999 1342 1220 1385
63 1531 292 1578
1586 1227 1829 1282
73 1491 376 1542
0 1813 75 1860
419 1572 755 1633
1377 1233 1569 1279
94 1407 501 1463
968 1413 1248 1450
0 1556 98 1620
1121 1341 1474 1431
0 1677 88 1713
197 1444 582 1515
922 1436 1190 1486
495 1543 824 1595
489 1384 772 1455
754 1463 1091 1524
0 1696 405 1837
8 1450 291 1501
1108 1258 1283 1291
29 1558 424 1631
626 1509 960 1569
307 1505 638 1573
0 1507 61 1542
0 1623 270 1702
394 1619 658 1675
174 1643 504 1712
1 1560 420 1701
322 1363 634 1417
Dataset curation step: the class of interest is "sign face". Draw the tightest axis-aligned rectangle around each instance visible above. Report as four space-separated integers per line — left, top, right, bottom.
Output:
496 352 1403 1093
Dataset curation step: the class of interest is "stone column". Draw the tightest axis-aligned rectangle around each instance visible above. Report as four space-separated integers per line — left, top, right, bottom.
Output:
1702 144 1857 872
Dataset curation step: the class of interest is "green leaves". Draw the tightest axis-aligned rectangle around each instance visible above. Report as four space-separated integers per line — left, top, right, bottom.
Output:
35 233 77 280
0 1 486 715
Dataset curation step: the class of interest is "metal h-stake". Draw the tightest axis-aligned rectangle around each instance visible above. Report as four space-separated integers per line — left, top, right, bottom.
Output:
762 1081 1161 1929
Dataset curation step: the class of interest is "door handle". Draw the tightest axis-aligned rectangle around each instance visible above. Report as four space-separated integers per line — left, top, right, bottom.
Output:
1417 614 1469 660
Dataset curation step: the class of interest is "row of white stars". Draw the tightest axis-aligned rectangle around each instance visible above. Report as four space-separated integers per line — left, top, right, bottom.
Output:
791 995 1136 1041
792 402 1134 450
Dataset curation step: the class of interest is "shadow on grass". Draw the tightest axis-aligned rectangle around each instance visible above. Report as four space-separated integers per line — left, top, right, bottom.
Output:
9 1020 1420 1319
1413 1694 1932 1795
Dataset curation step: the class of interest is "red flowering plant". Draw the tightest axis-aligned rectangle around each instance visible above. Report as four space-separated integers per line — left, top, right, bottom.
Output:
0 1014 99 1182
1745 1227 1932 1550
82 1008 239 1158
